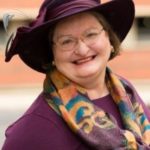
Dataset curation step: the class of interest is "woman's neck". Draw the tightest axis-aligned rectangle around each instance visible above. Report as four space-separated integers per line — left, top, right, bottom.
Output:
86 80 109 100
78 71 109 100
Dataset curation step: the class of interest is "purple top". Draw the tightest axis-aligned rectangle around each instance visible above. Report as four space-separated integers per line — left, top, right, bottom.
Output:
2 86 150 150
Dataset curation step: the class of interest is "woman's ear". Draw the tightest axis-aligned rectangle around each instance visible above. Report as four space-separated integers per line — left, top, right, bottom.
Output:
111 45 114 53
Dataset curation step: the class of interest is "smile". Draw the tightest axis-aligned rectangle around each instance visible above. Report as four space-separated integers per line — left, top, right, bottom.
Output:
73 55 96 65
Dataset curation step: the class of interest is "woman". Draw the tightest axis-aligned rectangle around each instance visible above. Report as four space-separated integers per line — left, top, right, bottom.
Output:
2 0 150 149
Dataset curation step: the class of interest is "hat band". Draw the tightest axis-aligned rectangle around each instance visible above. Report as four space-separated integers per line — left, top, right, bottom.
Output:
46 0 99 21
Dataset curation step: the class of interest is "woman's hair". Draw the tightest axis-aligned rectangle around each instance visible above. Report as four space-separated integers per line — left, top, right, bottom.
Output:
90 11 121 60
48 11 121 62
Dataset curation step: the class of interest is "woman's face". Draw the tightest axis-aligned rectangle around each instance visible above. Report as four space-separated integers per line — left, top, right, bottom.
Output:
52 12 113 85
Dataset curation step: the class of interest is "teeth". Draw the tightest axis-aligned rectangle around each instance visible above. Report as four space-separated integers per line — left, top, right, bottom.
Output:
75 56 93 65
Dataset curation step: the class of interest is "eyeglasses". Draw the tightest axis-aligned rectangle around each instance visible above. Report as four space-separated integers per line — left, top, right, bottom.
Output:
53 28 104 52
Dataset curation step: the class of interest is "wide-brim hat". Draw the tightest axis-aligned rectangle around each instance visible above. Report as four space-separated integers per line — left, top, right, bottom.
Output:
5 0 135 73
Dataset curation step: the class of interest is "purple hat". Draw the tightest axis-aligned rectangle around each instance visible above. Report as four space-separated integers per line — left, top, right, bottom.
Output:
5 0 135 73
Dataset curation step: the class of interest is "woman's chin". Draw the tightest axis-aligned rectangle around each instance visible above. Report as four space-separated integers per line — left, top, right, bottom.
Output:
75 67 100 78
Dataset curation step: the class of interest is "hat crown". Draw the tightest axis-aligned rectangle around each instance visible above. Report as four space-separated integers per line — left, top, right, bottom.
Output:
42 0 101 22
31 0 101 27
41 0 101 11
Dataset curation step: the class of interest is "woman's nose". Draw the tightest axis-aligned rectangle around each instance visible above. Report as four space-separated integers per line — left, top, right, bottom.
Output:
74 40 90 56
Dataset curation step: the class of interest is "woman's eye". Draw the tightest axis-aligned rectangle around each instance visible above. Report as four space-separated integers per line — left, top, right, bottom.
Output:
86 32 98 38
61 39 74 45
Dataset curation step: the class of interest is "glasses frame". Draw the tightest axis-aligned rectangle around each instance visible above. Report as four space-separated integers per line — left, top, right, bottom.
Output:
53 28 104 52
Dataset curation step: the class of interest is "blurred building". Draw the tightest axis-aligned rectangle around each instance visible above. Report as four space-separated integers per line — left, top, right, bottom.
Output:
0 0 150 86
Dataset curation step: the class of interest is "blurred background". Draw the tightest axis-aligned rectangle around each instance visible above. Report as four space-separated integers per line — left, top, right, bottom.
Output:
0 0 150 148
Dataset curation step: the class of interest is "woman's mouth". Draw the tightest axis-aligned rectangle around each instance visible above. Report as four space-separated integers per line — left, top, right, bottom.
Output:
73 55 96 65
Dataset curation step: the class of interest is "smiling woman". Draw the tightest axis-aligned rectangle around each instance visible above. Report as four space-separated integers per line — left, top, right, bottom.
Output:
2 0 150 150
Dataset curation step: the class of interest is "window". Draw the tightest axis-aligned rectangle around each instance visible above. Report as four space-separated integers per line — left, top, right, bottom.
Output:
0 21 7 49
137 17 150 41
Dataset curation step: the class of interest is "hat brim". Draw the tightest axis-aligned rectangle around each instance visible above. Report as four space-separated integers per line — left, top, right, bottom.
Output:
7 0 135 73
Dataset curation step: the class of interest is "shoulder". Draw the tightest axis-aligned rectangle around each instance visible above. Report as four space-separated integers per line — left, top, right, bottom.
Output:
117 75 142 100
117 75 135 90
2 113 66 150
2 93 62 150
117 75 140 97
118 75 150 121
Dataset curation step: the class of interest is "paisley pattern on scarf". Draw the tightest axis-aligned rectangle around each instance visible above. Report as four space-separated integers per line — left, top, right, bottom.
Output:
44 67 150 149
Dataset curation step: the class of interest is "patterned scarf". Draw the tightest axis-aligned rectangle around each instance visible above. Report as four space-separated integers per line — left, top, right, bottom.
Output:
43 67 150 149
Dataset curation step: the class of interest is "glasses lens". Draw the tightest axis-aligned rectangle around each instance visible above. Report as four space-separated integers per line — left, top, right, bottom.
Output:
58 37 76 51
84 29 102 45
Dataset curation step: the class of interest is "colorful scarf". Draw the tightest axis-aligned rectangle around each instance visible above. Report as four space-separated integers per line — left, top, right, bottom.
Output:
43 67 150 149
